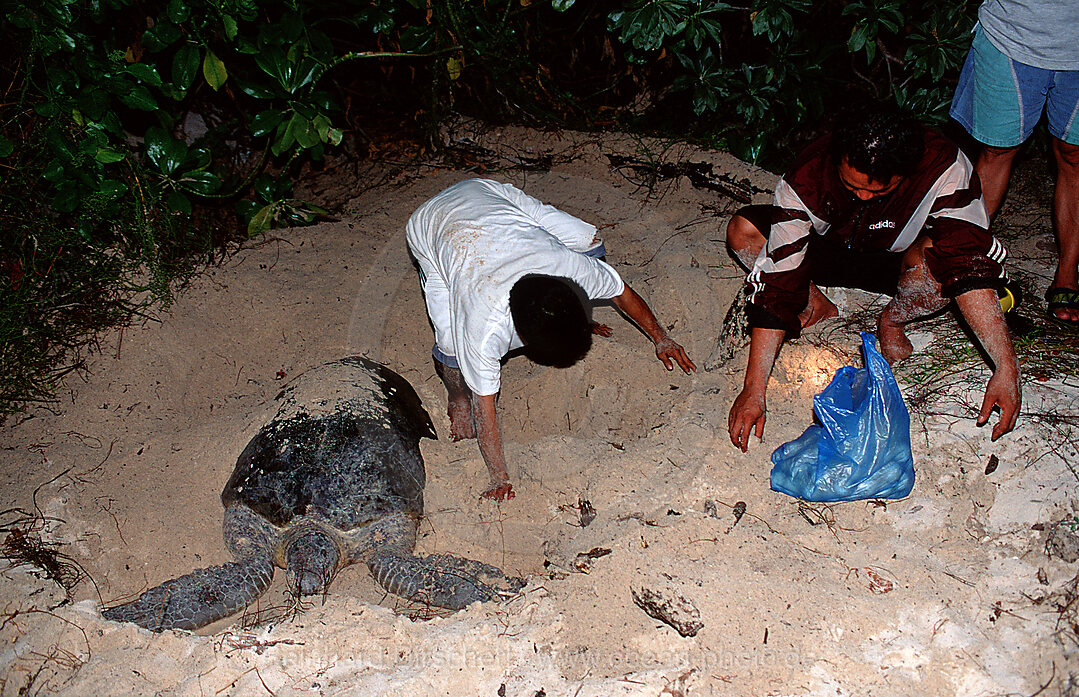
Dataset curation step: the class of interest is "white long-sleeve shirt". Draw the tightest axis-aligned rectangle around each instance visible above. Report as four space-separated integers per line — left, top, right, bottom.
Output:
406 178 624 395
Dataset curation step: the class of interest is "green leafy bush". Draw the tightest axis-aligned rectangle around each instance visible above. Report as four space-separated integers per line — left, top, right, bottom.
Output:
0 0 432 415
581 0 978 162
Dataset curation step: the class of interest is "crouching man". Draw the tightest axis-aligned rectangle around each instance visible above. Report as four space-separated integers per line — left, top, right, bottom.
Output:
726 106 1021 453
407 178 696 500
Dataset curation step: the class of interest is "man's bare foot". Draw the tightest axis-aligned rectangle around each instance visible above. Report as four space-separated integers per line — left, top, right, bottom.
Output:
447 401 476 441
799 285 839 328
481 481 515 501
877 316 914 364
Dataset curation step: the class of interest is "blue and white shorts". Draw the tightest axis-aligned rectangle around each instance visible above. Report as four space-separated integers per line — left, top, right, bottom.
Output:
950 25 1079 147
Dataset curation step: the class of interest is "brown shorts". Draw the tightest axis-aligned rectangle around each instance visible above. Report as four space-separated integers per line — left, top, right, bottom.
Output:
737 204 902 296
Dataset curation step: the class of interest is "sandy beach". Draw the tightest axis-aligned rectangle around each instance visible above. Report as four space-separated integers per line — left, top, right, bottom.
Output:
1 120 1075 696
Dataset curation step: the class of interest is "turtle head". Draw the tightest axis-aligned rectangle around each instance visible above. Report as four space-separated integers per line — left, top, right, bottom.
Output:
283 527 341 596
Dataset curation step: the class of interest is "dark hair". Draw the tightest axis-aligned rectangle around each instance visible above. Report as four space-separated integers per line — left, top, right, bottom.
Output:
509 275 592 368
830 104 924 183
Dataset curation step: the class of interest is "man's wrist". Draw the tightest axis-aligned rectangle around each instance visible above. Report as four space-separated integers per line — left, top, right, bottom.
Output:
993 361 1019 379
741 378 767 394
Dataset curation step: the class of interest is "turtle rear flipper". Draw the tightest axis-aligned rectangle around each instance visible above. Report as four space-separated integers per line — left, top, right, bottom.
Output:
102 555 274 632
368 551 525 610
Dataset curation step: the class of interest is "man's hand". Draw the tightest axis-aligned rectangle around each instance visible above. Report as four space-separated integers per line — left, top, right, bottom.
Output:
655 336 696 373
473 393 515 501
728 386 767 452
954 288 1022 441
611 284 696 373
591 322 613 337
481 481 516 502
729 327 785 453
978 367 1021 440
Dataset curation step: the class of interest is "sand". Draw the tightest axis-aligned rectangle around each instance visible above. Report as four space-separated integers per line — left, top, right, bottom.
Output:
1 120 1075 696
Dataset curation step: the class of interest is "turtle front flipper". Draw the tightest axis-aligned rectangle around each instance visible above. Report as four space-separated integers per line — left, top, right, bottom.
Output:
368 551 525 610
102 555 274 632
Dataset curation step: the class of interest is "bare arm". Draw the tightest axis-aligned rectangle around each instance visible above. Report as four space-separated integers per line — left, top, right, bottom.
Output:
728 327 785 452
472 393 514 501
611 284 696 373
954 288 1021 439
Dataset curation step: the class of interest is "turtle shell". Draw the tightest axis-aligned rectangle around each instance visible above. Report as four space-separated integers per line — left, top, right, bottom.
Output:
221 357 436 530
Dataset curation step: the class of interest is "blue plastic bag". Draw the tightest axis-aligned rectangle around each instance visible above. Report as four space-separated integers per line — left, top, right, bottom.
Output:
770 333 915 502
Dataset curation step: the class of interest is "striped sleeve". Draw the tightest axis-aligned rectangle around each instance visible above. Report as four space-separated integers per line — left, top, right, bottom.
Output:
923 153 1007 297
745 179 820 337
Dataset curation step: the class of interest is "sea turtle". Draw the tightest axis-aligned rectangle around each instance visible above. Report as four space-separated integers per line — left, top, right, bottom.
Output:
103 356 524 632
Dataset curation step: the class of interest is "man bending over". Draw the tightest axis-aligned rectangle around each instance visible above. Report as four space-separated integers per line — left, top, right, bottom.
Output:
726 107 1021 453
407 178 695 501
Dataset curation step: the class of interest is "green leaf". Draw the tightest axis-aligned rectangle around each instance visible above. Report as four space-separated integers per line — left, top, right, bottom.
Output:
43 160 67 183
125 63 163 87
94 147 126 164
290 59 320 92
222 14 239 41
173 44 200 90
848 24 867 53
145 127 188 174
52 185 81 213
202 50 228 91
98 180 128 199
185 146 213 170
272 118 296 156
0 136 13 157
235 36 259 55
313 115 343 146
248 203 275 237
447 56 462 81
292 101 317 120
255 47 290 87
179 170 222 195
238 79 278 99
167 0 190 23
35 101 61 117
142 20 182 52
305 201 330 216
120 85 158 111
292 115 319 149
236 199 261 220
252 174 287 203
167 190 192 213
552 0 576 10
53 29 77 52
250 109 285 138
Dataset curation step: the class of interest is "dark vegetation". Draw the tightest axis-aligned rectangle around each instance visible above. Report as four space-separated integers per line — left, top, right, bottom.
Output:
0 0 980 416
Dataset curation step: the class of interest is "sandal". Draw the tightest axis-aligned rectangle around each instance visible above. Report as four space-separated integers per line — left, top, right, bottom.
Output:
1045 287 1079 325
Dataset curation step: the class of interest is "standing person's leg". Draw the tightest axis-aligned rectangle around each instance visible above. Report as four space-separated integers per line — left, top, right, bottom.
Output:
726 207 837 328
1047 136 1079 323
1043 56 1079 322
951 27 1039 218
976 145 1023 219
